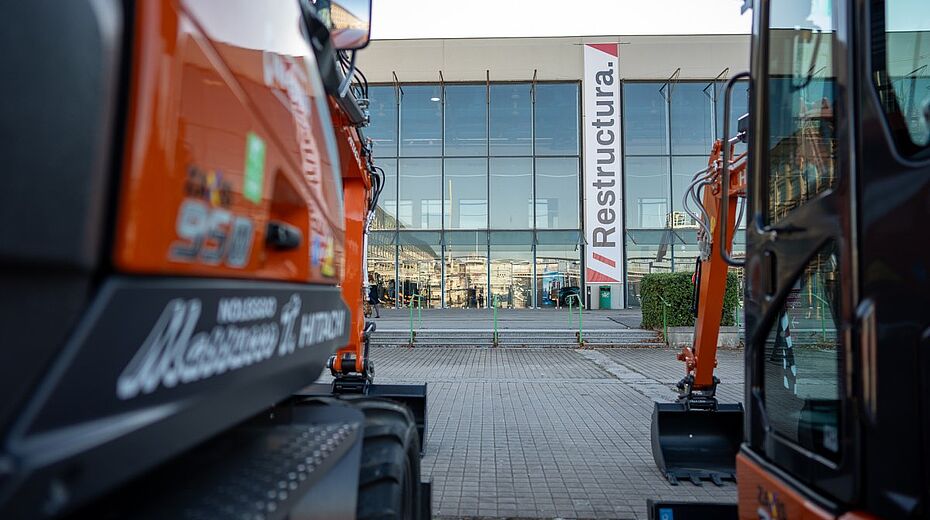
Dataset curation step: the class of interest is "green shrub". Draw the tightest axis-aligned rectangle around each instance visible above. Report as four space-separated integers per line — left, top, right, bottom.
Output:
640 270 740 329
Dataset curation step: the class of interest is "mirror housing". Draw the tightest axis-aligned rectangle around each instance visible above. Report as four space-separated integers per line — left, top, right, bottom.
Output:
314 0 372 50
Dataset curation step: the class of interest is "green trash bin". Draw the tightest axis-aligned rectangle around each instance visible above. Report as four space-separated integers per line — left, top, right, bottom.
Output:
599 286 611 309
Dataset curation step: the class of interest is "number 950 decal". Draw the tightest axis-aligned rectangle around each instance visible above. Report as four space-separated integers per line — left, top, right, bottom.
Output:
171 199 254 267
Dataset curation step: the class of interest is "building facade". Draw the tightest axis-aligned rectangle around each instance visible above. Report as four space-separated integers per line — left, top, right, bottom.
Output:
359 35 749 309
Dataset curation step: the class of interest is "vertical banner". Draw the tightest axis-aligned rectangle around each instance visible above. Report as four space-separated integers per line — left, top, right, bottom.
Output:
583 43 623 303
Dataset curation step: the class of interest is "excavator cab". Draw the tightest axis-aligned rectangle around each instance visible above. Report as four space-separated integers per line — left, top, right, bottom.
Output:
656 0 930 518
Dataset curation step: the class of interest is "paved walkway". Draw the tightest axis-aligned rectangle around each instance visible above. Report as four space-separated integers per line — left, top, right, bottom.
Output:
338 346 743 519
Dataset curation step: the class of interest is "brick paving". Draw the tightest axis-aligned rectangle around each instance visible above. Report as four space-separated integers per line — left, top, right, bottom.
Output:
359 346 744 519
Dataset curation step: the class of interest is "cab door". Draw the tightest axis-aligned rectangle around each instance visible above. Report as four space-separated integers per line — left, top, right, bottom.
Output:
742 0 859 508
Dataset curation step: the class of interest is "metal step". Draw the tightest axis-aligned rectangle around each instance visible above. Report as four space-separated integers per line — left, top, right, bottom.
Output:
83 405 362 520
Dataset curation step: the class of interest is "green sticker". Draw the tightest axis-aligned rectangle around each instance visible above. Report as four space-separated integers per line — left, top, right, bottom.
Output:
243 131 266 204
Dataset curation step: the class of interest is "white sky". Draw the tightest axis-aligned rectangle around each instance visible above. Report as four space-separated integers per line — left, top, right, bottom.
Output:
370 0 752 40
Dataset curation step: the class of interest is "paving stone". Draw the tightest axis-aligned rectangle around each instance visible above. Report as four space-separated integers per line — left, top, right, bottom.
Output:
345 346 741 519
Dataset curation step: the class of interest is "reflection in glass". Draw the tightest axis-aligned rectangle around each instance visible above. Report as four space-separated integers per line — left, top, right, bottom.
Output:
535 83 580 155
368 86 397 158
400 84 442 156
767 1 837 222
445 231 488 308
536 231 581 309
490 232 534 309
625 156 670 229
671 83 715 155
535 158 580 229
490 158 533 229
445 85 488 156
624 230 673 307
490 83 532 156
671 155 708 228
444 158 488 229
763 243 841 460
367 231 397 307
623 82 669 155
372 159 397 230
876 0 930 147
398 232 442 308
398 159 442 229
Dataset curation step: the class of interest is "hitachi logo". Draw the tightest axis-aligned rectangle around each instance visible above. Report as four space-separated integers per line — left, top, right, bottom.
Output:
591 61 617 248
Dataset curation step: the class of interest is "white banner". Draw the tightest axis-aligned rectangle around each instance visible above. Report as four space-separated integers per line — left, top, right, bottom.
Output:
583 43 623 294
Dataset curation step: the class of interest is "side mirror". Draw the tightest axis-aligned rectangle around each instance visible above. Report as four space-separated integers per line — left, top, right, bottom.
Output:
316 0 372 50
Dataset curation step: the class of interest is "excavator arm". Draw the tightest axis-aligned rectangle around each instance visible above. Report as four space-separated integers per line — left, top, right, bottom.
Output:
651 121 748 486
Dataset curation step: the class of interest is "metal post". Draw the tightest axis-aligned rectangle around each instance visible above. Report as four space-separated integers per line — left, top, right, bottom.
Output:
409 296 415 346
568 297 573 326
493 295 499 347
658 294 671 345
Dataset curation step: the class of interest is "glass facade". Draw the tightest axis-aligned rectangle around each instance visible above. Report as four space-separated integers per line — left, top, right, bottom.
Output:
366 78 746 308
623 80 748 306
365 82 582 308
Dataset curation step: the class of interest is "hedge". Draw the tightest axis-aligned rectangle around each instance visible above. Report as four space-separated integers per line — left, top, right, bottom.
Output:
640 270 740 329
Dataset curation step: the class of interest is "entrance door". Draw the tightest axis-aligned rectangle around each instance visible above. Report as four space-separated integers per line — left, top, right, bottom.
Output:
743 0 857 505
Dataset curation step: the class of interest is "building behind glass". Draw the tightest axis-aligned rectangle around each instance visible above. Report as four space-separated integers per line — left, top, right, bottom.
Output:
358 35 749 309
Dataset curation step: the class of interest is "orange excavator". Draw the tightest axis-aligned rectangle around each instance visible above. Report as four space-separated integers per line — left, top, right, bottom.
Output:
653 1 930 519
0 0 427 518
651 117 749 486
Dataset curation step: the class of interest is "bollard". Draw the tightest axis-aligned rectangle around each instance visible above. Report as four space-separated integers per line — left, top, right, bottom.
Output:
658 294 671 345
493 295 499 347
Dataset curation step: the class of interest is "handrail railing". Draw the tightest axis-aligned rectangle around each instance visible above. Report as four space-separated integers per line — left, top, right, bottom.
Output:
408 294 425 346
657 293 672 345
566 294 584 347
493 295 500 347
808 289 830 342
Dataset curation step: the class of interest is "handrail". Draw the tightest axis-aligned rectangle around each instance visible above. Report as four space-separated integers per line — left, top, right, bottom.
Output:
808 288 830 342
566 294 584 347
493 295 500 347
657 293 672 345
408 294 425 346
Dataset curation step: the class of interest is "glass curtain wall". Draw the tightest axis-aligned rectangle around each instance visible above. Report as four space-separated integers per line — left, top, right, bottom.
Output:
623 80 748 307
365 82 581 308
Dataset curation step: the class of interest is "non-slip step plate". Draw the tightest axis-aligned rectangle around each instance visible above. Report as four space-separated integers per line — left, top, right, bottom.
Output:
130 422 359 520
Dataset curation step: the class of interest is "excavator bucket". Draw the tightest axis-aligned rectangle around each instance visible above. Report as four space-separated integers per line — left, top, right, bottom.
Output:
650 402 743 485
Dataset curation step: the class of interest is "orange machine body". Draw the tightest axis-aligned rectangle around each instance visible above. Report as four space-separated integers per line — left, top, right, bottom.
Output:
678 139 746 389
328 97 371 374
737 453 878 520
114 0 345 285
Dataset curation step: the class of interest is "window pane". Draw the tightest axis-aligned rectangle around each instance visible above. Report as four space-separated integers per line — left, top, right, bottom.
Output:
372 159 397 230
623 82 668 155
444 84 487 156
763 243 841 461
767 1 837 222
367 231 397 307
490 231 534 309
398 231 442 308
490 83 532 156
875 0 930 148
368 85 397 158
715 80 750 154
444 231 488 308
671 83 714 155
398 158 442 229
671 155 709 229
624 230 674 307
490 158 533 229
535 157 579 229
400 84 442 156
535 83 580 155
625 156 670 229
536 231 581 308
444 158 488 229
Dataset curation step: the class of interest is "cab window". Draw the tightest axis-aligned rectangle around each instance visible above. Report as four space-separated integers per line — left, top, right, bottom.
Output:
765 0 838 223
871 0 930 153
